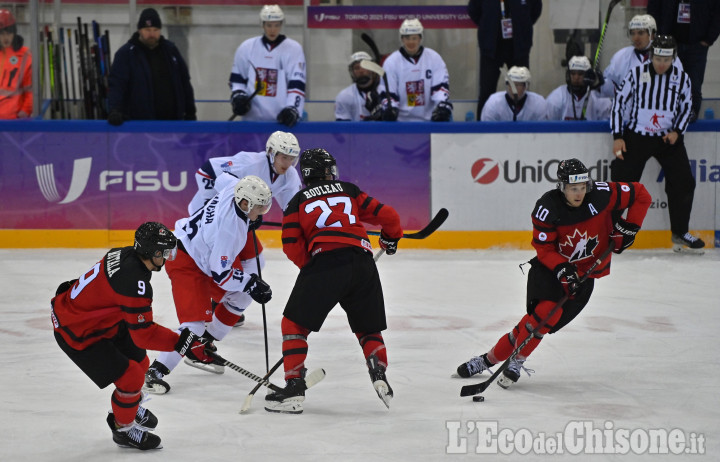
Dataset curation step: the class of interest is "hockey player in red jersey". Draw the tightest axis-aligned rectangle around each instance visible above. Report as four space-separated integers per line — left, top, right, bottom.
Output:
456 159 651 389
51 222 213 450
264 148 403 414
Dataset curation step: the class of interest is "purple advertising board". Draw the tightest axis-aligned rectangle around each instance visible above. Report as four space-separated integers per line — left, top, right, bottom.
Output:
0 123 431 232
307 6 474 29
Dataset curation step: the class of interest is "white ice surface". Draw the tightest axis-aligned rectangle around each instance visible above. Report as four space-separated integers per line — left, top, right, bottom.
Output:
2 247 718 461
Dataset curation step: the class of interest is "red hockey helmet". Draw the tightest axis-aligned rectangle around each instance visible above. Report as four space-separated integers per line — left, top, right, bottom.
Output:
0 9 16 30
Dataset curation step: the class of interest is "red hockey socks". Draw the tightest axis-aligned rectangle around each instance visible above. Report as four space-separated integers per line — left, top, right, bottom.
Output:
488 302 562 362
356 332 387 368
111 359 146 427
281 317 311 380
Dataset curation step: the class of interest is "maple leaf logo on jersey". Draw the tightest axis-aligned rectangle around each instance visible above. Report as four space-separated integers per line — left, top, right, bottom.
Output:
558 229 599 263
220 256 229 268
137 314 145 323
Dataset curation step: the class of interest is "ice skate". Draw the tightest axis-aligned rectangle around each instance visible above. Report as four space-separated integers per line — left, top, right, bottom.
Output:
497 357 534 389
143 361 171 395
106 413 162 450
134 405 158 430
183 340 224 374
234 313 245 327
455 354 493 378
264 377 306 414
672 233 705 255
367 355 393 409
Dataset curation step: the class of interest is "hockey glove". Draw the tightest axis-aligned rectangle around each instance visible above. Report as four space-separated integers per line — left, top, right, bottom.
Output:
584 69 605 91
55 279 78 296
174 329 213 362
243 273 272 304
610 218 641 254
378 232 399 255
431 101 454 122
382 106 399 122
231 90 252 116
107 110 124 126
248 214 263 231
554 262 580 296
277 106 300 127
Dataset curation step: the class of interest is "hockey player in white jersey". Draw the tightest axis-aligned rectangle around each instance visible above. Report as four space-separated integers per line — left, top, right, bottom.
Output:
599 14 683 99
481 66 547 121
382 19 453 122
145 175 274 394
334 51 386 121
546 56 611 121
229 5 306 127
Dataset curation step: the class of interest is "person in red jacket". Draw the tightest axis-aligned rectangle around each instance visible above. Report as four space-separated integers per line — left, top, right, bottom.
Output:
265 148 403 414
0 9 32 119
456 159 651 389
51 222 212 450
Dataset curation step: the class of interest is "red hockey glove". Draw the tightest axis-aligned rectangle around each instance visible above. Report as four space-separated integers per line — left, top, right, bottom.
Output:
554 262 580 296
378 232 399 255
610 218 641 254
174 329 212 362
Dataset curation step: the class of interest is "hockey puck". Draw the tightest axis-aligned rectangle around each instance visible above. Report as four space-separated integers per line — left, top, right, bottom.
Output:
472 395 485 402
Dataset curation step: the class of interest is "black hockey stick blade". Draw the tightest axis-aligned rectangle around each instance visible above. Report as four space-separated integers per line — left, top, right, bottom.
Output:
361 32 382 64
459 243 615 397
367 208 449 239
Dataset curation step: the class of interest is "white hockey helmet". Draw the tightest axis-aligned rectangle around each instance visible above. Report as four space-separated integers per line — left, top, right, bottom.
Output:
266 131 301 166
399 18 423 38
506 66 531 83
234 175 272 215
567 56 591 72
349 51 373 67
260 4 284 23
628 14 656 37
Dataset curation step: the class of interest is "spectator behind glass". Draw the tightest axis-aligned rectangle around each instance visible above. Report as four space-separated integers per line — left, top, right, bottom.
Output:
0 9 32 119
467 0 542 121
107 8 196 125
647 0 720 122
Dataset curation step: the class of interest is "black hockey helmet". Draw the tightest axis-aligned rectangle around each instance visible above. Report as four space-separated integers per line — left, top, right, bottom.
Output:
134 222 177 261
650 35 677 60
299 148 338 185
557 158 593 192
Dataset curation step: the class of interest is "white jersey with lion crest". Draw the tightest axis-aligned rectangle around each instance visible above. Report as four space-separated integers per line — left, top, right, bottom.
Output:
230 36 306 121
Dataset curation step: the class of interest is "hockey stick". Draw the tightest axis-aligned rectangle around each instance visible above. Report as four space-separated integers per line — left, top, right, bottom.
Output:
581 0 621 119
240 357 284 413
367 207 449 239
361 32 392 114
251 229 270 373
228 62 263 121
460 243 615 397
209 351 325 393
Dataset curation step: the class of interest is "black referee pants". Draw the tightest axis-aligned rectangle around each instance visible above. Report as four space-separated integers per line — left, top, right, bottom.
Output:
610 130 696 236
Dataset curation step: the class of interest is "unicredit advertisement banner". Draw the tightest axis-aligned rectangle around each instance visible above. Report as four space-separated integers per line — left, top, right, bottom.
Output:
0 130 430 231
431 132 720 231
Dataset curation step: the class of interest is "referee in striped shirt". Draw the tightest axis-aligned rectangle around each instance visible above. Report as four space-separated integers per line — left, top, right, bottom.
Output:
610 35 704 252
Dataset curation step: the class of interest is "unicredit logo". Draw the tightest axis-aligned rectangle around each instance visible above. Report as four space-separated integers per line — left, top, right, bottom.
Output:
471 158 500 184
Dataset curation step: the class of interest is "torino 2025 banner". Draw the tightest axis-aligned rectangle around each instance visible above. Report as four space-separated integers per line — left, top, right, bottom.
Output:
0 129 431 232
431 132 720 232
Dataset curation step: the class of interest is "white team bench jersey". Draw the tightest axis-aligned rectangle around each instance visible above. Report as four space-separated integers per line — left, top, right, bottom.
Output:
334 80 387 121
230 36 306 121
546 86 612 121
481 91 548 121
188 151 301 215
383 47 450 121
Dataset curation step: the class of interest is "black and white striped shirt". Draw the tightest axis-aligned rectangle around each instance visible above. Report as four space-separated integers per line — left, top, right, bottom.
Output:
611 63 692 138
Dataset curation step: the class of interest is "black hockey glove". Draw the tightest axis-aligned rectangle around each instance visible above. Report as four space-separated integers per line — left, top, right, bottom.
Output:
107 109 124 126
584 69 605 91
610 218 641 254
554 262 580 296
277 106 300 127
378 232 399 255
174 328 212 361
382 106 399 122
55 279 78 296
248 214 263 231
243 273 272 304
431 101 454 122
231 90 252 116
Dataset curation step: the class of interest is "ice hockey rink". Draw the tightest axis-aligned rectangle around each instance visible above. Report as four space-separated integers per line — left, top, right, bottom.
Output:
2 246 718 461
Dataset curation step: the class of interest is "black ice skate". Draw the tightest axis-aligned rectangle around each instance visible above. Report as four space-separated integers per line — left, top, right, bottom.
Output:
264 377 306 414
143 361 171 395
672 233 705 255
367 354 393 409
134 405 158 430
497 357 534 389
455 354 493 378
106 413 162 450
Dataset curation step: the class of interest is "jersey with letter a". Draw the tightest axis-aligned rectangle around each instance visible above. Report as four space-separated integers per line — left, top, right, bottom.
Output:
50 247 179 351
531 181 651 277
282 180 403 268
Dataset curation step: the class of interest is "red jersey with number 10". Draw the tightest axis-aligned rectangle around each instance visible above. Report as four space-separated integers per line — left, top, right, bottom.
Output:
282 180 403 268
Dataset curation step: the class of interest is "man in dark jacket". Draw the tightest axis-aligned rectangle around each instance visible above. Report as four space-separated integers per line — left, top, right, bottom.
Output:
467 0 542 120
647 0 720 121
107 8 196 125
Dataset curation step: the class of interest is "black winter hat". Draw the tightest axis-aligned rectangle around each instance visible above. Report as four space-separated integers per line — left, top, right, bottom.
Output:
137 8 161 29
